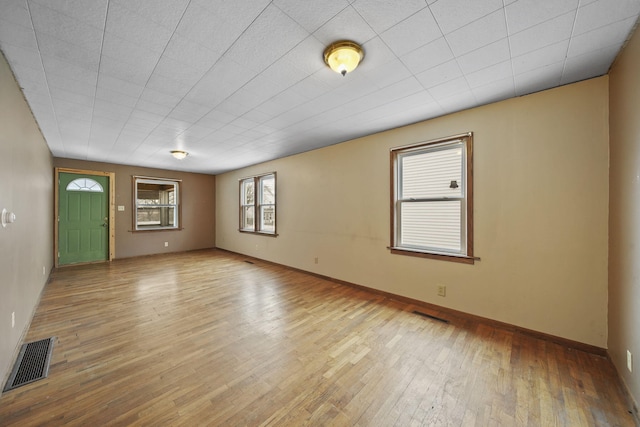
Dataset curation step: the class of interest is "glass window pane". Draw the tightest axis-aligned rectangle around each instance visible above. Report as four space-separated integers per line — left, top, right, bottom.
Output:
66 178 104 192
401 144 463 199
260 176 275 204
136 207 175 228
137 207 160 227
242 206 255 230
243 180 255 205
162 207 175 227
260 205 275 233
137 183 175 205
400 201 462 252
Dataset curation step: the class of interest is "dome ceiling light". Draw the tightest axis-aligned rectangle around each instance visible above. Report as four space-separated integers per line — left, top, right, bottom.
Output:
170 150 189 160
323 40 364 76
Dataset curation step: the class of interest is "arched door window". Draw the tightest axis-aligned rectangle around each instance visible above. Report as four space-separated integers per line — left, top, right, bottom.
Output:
66 178 104 192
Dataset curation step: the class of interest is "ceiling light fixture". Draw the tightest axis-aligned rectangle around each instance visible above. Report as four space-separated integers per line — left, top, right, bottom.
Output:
171 150 188 160
323 40 364 76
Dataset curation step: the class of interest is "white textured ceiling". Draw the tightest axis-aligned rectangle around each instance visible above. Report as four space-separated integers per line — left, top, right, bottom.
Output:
1 0 638 174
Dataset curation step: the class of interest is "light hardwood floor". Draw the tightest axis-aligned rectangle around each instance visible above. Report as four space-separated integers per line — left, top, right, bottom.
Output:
0 249 635 426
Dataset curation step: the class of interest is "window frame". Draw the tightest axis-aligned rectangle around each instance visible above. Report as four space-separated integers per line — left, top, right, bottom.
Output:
390 133 474 264
239 172 277 236
133 176 182 232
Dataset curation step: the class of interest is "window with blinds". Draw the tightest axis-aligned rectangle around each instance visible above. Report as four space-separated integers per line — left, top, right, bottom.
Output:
390 133 474 263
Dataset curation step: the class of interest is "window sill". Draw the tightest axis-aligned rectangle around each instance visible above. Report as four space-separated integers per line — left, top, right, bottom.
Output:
131 227 183 233
388 247 477 264
239 230 279 237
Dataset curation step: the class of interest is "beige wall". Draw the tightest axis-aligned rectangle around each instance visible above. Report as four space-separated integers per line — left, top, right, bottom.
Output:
0 52 54 383
216 77 610 348
53 158 215 259
609 28 640 409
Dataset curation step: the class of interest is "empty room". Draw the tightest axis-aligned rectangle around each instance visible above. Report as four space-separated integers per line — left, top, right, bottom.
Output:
1 0 639 425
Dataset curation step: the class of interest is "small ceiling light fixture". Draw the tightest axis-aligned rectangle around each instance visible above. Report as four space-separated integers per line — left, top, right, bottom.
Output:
323 40 364 76
170 150 188 160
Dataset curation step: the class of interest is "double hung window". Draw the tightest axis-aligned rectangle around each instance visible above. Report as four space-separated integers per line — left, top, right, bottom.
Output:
390 133 474 263
240 173 276 235
134 177 180 231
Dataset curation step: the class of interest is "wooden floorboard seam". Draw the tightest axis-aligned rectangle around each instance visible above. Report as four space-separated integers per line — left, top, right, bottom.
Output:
0 249 634 426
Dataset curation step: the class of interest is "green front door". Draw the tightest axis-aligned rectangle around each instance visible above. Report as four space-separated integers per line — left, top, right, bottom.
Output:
58 173 109 265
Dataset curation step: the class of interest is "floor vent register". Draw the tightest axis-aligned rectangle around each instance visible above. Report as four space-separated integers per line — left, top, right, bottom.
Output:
3 337 55 392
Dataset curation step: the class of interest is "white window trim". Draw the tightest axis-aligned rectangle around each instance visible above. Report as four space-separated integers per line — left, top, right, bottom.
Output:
133 176 181 231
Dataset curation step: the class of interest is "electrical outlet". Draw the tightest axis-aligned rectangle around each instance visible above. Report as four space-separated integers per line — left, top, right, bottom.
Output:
628 350 633 372
437 285 446 297
11 312 15 328
314 257 318 264
164 242 168 247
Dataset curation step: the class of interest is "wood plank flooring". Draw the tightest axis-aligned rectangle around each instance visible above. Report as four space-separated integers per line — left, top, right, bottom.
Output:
0 249 635 426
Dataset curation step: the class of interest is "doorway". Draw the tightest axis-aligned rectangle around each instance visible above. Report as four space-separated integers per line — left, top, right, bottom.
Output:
55 168 115 267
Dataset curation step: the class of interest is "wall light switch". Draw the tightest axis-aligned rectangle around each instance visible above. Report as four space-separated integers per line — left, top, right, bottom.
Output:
118 205 125 211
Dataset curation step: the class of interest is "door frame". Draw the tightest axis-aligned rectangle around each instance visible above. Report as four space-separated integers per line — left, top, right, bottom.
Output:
54 167 116 267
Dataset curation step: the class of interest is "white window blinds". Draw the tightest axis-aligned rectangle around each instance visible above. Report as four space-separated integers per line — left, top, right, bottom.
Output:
401 146 463 199
393 136 471 258
400 201 461 252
